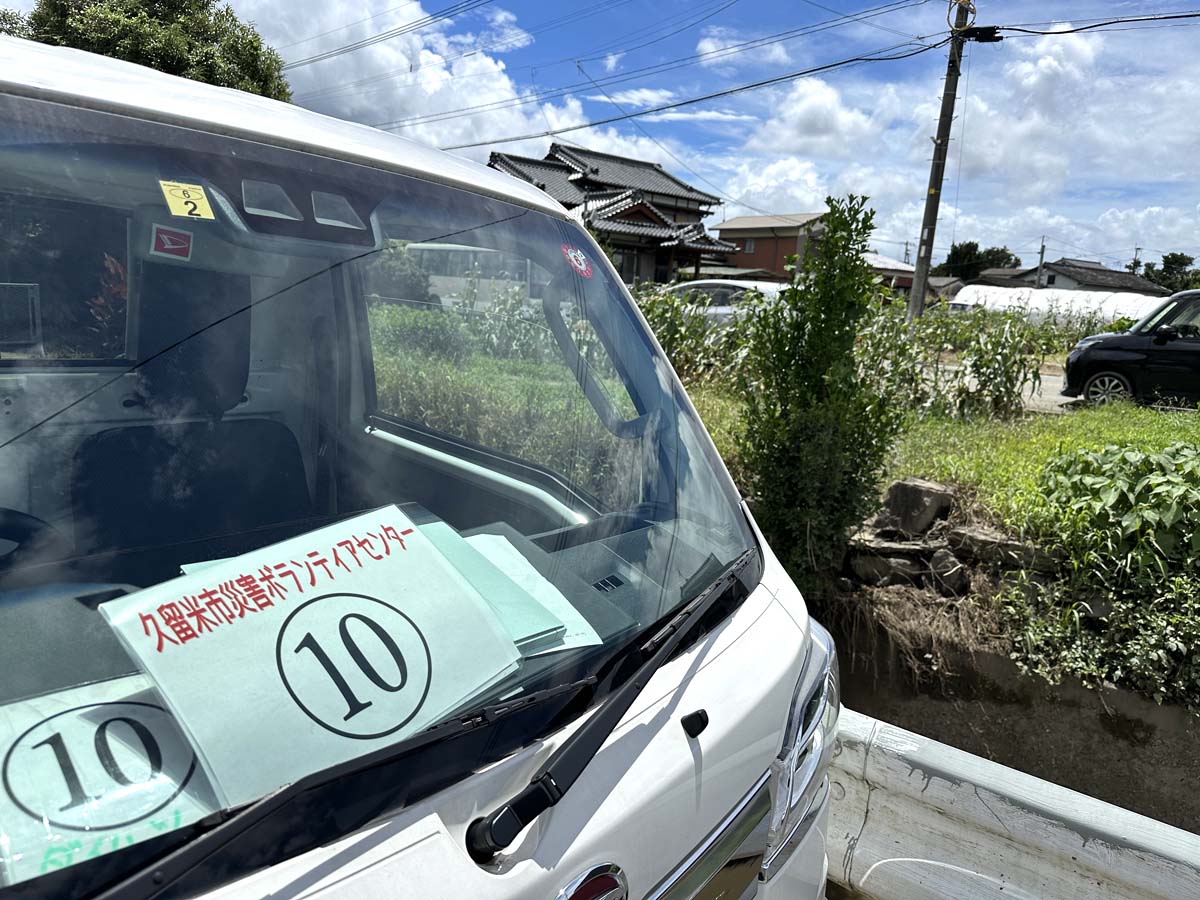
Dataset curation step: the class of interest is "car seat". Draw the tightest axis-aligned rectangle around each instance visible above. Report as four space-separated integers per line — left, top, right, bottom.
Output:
72 263 313 560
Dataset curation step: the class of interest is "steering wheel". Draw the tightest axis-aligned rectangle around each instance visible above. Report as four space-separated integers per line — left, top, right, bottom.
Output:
0 509 72 566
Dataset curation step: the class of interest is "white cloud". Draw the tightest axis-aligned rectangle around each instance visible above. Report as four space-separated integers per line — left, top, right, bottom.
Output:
1095 206 1200 261
585 88 675 108
696 27 790 69
744 78 875 158
831 163 924 211
474 7 533 53
1003 27 1103 116
602 52 624 73
721 157 829 217
641 109 756 123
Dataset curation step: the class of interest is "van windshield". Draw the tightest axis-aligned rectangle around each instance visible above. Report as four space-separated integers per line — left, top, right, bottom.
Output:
0 94 753 892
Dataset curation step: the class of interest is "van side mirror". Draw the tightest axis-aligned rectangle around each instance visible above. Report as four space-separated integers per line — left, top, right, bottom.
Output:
1155 324 1180 344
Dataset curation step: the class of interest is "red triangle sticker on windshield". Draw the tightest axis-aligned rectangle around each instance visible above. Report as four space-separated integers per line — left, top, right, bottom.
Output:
150 224 193 261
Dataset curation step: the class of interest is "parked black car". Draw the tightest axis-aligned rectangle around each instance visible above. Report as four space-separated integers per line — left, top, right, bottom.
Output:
1063 290 1200 404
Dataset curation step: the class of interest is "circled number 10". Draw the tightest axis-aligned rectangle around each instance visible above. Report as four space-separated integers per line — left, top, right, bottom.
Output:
294 613 409 721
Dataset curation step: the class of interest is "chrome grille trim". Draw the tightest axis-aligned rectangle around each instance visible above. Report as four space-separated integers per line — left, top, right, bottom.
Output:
643 769 772 900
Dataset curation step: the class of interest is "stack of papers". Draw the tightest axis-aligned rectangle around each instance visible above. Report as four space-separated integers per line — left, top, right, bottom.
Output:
464 533 601 657
182 519 605 660
419 522 565 654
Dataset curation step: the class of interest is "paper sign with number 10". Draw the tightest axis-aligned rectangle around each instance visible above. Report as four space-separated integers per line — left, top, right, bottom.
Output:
0 675 218 885
99 506 521 810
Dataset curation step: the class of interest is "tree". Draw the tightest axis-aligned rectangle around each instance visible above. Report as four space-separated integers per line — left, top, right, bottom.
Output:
21 0 289 101
0 7 30 37
362 241 434 307
931 241 1023 281
1142 252 1200 294
737 196 902 597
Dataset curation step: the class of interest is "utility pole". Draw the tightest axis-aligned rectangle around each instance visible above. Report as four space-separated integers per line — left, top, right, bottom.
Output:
903 240 912 265
907 1 979 321
1132 246 1143 274
1036 236 1046 288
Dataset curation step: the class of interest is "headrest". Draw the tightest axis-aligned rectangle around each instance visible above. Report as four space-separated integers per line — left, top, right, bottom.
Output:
135 263 252 418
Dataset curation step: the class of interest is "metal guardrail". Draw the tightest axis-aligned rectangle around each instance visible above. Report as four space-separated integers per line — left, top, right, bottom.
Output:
827 709 1200 899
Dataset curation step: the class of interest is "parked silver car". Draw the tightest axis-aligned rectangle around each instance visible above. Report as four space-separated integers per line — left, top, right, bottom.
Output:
665 278 783 323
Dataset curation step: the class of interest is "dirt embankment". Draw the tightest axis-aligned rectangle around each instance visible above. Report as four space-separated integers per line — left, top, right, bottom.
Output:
828 478 1200 832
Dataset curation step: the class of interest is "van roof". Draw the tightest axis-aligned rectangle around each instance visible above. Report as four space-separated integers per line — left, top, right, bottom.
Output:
0 36 563 218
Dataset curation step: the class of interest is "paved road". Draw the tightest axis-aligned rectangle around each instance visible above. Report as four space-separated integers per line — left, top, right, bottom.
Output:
938 366 1074 415
1027 372 1072 414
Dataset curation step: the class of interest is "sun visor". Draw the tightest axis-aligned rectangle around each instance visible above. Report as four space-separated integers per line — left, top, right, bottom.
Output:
131 166 384 273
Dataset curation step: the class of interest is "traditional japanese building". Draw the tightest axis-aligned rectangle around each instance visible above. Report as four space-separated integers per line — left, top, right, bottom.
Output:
488 143 735 284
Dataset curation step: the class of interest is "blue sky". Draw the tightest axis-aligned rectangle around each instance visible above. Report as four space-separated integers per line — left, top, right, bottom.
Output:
17 0 1200 268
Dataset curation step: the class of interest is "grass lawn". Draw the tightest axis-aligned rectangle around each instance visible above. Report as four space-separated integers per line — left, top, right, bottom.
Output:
888 403 1200 533
686 389 1200 538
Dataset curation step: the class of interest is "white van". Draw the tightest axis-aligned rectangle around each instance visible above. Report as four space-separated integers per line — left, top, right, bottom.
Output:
0 37 838 900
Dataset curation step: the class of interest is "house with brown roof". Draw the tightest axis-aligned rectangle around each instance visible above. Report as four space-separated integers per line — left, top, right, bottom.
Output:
712 213 826 279
1010 258 1168 296
488 143 735 283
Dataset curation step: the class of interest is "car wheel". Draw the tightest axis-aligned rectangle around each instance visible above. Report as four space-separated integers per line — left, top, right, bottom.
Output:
1083 371 1132 405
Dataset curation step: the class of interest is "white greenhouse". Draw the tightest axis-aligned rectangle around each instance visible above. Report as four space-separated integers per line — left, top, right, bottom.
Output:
953 285 1164 323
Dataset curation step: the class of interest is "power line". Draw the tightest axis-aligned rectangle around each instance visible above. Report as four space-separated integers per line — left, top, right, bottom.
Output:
373 0 934 130
441 38 948 150
282 0 495 70
530 66 557 136
295 0 710 103
276 1 423 51
876 237 954 253
797 0 926 41
998 10 1200 35
574 62 817 227
1039 234 1132 264
1003 22 1200 37
999 9 1200 28
576 0 741 63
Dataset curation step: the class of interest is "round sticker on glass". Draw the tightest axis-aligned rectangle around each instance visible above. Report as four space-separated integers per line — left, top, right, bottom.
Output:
561 245 593 279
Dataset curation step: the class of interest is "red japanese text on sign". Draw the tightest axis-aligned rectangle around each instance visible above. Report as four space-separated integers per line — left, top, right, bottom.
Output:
138 524 415 652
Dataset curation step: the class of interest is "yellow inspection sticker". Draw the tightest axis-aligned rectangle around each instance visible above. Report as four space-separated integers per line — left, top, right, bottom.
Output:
158 180 215 220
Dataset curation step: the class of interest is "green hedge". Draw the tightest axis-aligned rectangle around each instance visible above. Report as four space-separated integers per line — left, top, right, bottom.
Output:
372 349 631 509
367 302 471 363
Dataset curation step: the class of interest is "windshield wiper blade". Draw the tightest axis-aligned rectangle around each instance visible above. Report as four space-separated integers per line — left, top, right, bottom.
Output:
465 548 757 863
90 675 596 900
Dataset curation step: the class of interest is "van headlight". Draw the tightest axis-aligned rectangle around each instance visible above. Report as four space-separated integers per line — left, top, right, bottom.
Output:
761 622 840 880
